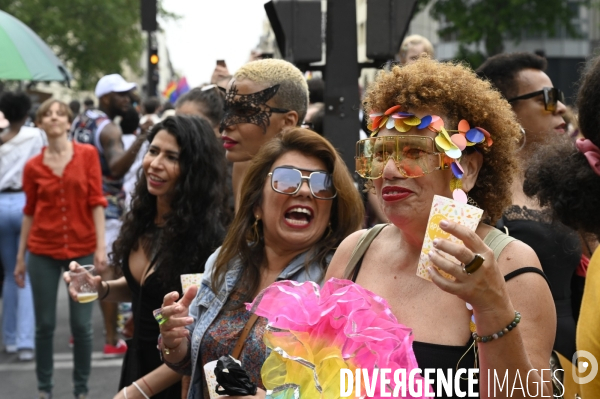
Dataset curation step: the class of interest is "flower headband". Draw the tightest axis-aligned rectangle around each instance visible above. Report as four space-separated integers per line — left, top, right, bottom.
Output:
367 105 494 203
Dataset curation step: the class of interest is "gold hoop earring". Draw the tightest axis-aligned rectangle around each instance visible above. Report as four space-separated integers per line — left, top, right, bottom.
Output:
250 215 261 245
517 126 526 151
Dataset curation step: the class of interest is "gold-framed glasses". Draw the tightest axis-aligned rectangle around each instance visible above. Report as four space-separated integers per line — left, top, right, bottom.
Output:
356 135 448 179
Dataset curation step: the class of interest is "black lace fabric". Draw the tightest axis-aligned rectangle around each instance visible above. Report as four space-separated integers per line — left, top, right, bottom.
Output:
219 84 289 133
503 205 553 224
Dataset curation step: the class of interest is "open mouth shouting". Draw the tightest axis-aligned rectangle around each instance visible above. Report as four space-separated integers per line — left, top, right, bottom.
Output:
284 206 314 228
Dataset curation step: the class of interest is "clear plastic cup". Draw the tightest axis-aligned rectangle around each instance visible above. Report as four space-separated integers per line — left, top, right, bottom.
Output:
69 265 98 303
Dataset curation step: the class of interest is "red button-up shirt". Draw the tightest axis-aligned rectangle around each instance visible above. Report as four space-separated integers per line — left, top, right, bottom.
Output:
23 142 108 260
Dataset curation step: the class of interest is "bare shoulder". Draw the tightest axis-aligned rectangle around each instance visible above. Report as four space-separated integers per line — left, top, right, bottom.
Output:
497 238 542 275
99 122 122 146
325 229 368 280
477 223 543 275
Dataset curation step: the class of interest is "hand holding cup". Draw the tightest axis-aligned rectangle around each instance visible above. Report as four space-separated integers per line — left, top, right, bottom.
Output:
63 262 102 303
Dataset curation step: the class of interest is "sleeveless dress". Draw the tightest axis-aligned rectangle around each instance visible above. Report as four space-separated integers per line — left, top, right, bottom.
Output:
347 225 549 399
119 256 182 398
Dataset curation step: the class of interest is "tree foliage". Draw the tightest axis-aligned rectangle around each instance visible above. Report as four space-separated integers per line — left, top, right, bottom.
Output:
0 0 146 89
417 0 585 66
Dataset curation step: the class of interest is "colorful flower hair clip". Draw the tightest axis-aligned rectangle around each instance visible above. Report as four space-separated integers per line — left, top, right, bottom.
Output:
366 105 494 204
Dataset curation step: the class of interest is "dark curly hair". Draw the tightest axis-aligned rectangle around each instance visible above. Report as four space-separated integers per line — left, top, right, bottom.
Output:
524 55 600 238
0 91 32 123
476 52 547 100
211 128 365 301
111 115 229 292
363 57 520 223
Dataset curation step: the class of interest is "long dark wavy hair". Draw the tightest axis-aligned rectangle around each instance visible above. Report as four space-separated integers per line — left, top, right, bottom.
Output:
211 128 365 301
112 115 228 292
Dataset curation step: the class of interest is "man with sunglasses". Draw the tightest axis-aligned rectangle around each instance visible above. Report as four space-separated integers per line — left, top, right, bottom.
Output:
477 53 566 147
478 53 581 366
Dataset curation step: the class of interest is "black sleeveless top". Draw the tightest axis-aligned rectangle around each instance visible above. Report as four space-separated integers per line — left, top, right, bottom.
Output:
122 257 172 343
119 255 183 398
350 234 550 399
498 205 581 358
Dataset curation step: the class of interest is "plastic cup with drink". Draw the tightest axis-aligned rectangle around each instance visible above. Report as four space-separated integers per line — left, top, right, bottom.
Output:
69 264 98 303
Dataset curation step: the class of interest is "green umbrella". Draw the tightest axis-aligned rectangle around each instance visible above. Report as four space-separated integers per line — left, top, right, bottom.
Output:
0 10 71 82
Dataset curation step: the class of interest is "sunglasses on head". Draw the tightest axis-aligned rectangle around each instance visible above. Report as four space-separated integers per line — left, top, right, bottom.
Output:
356 135 448 179
268 166 337 200
508 87 565 112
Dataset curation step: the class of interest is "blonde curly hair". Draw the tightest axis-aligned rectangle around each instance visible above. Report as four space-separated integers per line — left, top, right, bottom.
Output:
363 57 520 223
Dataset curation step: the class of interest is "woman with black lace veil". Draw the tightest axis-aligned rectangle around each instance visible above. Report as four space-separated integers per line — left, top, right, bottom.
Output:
477 53 581 360
65 115 229 399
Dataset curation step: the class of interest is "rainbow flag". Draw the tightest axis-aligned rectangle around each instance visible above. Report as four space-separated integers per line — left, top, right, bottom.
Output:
163 77 190 103
163 81 177 102
176 77 190 97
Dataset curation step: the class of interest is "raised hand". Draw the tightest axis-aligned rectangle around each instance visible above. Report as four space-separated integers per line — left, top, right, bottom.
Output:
426 220 509 313
158 285 199 350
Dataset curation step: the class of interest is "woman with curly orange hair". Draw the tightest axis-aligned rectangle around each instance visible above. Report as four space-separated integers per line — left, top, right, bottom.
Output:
325 58 556 398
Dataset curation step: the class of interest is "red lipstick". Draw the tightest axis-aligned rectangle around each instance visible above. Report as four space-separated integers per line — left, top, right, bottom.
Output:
222 136 238 149
381 186 414 202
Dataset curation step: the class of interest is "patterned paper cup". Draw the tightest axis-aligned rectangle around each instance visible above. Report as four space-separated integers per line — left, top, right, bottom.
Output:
417 195 483 281
181 273 203 292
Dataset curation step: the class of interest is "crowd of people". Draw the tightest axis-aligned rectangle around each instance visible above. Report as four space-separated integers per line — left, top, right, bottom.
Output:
1 33 600 399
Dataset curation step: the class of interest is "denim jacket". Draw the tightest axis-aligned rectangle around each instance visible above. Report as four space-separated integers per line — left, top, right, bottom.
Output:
173 246 329 399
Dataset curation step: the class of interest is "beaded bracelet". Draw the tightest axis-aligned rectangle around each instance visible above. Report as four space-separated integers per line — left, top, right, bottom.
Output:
472 311 521 343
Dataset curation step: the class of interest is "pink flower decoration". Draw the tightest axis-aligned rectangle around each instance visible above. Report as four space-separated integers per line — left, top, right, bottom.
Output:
247 278 431 398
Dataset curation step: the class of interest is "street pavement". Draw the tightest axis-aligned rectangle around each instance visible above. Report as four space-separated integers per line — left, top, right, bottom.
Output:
0 282 124 399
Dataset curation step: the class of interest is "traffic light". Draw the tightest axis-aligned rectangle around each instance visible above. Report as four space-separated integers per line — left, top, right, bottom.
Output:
366 0 418 63
147 48 159 97
264 0 322 69
141 0 157 32
149 49 159 66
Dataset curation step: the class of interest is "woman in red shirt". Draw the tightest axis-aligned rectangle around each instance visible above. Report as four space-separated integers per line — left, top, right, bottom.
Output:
14 99 107 399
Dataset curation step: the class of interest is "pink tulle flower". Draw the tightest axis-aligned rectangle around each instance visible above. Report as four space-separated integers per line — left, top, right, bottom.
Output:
247 278 433 399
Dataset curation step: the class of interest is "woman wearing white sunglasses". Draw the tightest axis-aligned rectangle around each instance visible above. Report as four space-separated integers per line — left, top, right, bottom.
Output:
156 128 364 399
